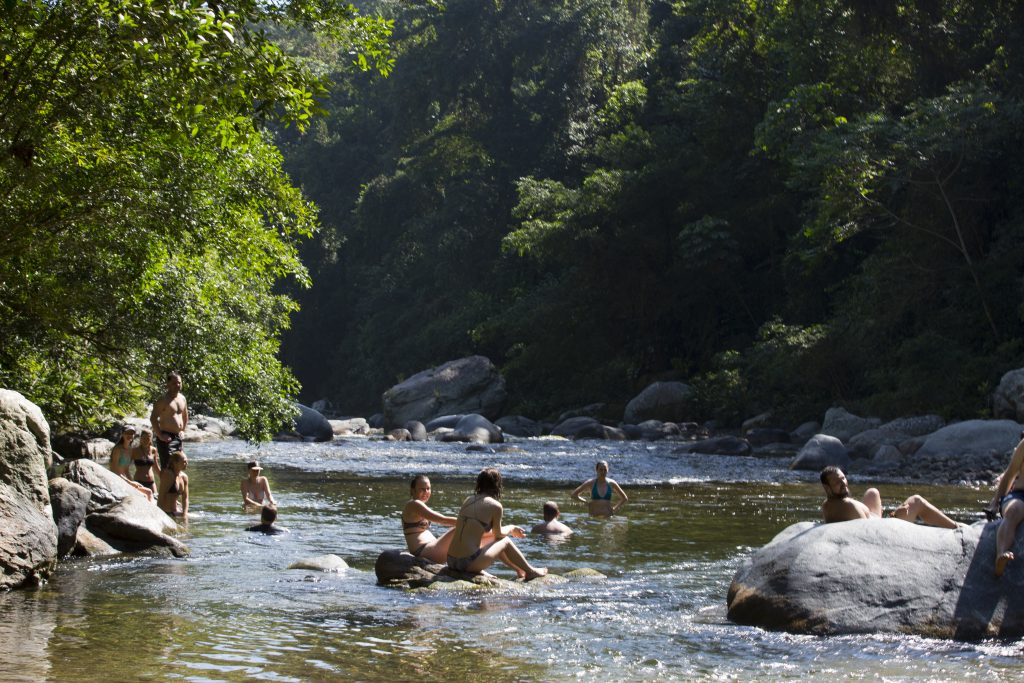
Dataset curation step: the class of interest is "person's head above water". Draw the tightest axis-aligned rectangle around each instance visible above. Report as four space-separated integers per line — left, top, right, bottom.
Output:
410 474 431 499
543 501 560 522
120 425 136 441
595 460 609 477
475 468 503 499
261 505 278 525
247 460 263 475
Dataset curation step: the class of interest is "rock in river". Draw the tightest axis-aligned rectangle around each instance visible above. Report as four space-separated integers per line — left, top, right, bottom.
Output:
727 518 1024 639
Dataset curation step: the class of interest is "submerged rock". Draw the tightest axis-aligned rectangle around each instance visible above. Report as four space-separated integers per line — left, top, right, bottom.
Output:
727 519 1024 639
374 548 603 590
287 554 349 572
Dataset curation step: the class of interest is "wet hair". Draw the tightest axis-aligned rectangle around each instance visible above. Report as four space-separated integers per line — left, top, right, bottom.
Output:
820 465 842 486
261 506 278 524
475 468 503 499
410 474 430 495
596 460 609 473
543 501 559 522
166 371 182 382
170 450 187 467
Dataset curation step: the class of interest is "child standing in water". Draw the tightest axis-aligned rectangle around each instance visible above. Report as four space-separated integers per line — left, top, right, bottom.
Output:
571 460 628 517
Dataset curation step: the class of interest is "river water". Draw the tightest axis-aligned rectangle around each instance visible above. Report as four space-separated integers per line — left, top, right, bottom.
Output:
0 437 1022 682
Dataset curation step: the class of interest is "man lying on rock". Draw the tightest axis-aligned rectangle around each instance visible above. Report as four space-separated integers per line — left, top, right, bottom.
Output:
820 466 961 528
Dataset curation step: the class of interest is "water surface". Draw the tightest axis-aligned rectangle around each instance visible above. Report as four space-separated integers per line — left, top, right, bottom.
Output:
0 437 1020 682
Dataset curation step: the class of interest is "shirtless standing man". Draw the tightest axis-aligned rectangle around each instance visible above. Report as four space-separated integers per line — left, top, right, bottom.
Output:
151 372 188 470
820 466 960 528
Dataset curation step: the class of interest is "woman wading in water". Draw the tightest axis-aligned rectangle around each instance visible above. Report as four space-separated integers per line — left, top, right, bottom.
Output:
158 450 189 519
401 475 463 562
446 468 547 581
571 460 628 517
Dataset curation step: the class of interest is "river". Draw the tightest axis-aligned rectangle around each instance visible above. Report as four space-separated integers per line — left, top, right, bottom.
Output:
0 437 1021 681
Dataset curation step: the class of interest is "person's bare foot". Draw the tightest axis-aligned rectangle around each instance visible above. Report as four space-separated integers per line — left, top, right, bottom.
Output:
524 567 548 581
995 551 1014 577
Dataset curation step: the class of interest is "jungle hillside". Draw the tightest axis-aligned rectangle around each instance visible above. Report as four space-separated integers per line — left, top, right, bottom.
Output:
280 0 1024 426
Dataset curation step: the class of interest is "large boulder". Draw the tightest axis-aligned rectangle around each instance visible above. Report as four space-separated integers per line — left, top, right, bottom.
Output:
728 519 1024 639
993 369 1024 423
878 414 945 437
550 417 625 440
86 495 188 557
294 403 333 442
0 389 58 588
847 428 910 460
329 417 369 436
64 458 150 513
673 436 752 457
495 415 544 438
49 478 91 558
914 419 1022 460
63 459 186 556
623 381 693 424
441 414 503 444
821 407 881 442
789 434 850 471
382 356 507 430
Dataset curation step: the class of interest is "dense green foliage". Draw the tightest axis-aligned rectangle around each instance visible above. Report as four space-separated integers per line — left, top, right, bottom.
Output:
0 0 391 439
281 0 1024 425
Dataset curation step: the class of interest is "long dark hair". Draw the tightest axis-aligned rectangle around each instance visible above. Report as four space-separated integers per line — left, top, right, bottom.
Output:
475 468 503 499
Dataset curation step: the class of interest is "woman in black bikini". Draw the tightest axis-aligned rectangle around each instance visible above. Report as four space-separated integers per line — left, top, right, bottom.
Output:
446 468 547 581
401 475 460 563
132 428 161 495
158 450 189 519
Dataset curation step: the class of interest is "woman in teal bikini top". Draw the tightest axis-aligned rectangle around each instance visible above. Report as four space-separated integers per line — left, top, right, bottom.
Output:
571 460 628 517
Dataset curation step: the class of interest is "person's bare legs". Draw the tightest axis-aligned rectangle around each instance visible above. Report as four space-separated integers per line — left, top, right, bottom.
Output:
996 500 1024 577
862 488 884 518
891 494 959 529
468 537 547 580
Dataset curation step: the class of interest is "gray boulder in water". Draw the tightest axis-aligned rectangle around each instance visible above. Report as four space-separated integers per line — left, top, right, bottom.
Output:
789 434 850 471
550 417 625 441
623 381 693 424
441 414 503 444
0 389 58 589
63 459 186 556
914 419 1022 460
728 519 1024 639
294 403 334 442
49 478 91 558
382 356 507 429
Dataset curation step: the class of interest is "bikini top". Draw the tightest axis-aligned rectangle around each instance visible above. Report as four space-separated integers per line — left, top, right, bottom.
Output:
402 518 430 535
114 447 131 467
592 480 612 501
166 476 180 495
134 455 154 468
457 495 493 532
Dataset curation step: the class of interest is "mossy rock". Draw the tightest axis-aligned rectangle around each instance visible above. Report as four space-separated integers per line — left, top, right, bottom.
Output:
562 567 606 580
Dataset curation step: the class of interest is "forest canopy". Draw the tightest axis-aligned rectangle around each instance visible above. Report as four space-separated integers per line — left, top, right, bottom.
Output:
280 0 1024 425
0 0 392 440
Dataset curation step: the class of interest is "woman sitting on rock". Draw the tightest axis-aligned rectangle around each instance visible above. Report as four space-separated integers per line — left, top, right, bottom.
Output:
402 474 466 562
158 450 189 519
571 460 628 517
446 468 547 581
109 425 153 502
